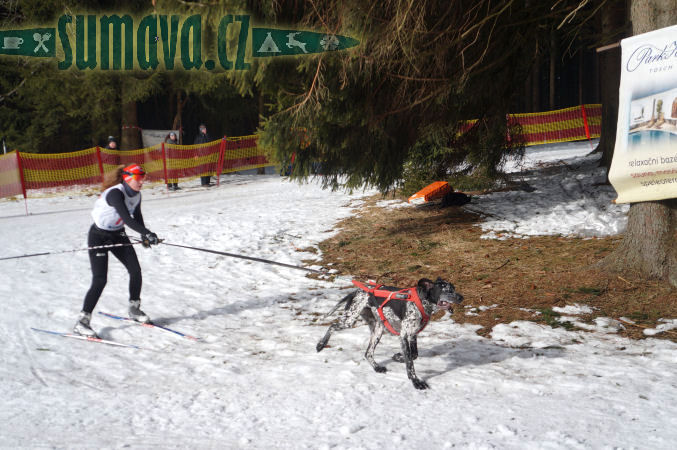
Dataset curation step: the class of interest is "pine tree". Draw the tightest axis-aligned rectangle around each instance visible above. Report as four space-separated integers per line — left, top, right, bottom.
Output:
253 0 594 192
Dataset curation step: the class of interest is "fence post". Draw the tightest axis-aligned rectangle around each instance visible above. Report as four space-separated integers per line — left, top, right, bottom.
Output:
581 104 593 151
161 142 169 191
95 146 104 182
15 150 28 215
216 136 226 187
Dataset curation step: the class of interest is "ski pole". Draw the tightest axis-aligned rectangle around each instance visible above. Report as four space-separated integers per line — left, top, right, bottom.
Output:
161 241 327 274
0 241 143 261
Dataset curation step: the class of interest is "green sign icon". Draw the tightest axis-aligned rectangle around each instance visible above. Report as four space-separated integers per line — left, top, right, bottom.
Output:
252 28 359 57
0 28 55 57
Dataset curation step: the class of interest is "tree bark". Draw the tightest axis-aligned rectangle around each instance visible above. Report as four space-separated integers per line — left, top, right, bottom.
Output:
549 30 557 110
531 42 541 112
605 200 677 286
171 90 188 144
120 79 142 150
595 4 626 172
600 0 677 288
257 91 266 174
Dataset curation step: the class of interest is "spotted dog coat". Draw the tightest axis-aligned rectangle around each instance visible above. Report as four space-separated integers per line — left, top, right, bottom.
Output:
316 277 463 389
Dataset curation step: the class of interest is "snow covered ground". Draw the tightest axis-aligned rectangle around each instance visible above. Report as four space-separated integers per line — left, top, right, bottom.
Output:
1 140 676 449
475 140 630 239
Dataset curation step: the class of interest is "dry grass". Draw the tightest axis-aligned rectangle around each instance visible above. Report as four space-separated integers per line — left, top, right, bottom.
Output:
307 196 677 342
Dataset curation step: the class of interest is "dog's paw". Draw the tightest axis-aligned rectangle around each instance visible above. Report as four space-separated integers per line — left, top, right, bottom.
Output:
412 378 429 390
316 342 326 352
392 352 405 363
374 365 387 373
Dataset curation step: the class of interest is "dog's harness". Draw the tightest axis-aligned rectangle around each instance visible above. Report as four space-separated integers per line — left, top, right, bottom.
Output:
352 280 429 336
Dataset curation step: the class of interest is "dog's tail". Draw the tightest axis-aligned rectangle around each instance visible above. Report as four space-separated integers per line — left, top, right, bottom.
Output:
322 291 357 320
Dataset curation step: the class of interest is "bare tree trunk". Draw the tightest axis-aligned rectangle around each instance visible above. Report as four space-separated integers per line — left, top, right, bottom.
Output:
595 4 626 172
171 91 188 144
531 42 541 112
257 92 266 174
578 50 584 105
600 0 677 288
549 30 557 110
121 79 142 150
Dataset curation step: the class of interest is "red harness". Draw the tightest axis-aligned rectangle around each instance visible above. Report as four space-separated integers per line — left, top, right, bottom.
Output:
352 280 430 336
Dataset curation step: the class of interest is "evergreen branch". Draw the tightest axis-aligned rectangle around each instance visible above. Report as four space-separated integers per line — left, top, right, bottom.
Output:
387 73 449 82
0 78 25 103
280 58 324 116
308 0 333 34
0 68 35 103
460 0 515 40
373 90 436 122
462 13 499 77
557 0 591 29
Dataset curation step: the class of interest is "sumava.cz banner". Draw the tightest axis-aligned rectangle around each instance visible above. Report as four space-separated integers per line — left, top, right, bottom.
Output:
609 24 677 204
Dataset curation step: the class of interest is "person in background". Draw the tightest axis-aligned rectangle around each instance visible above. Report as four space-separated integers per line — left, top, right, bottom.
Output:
193 123 213 186
106 136 118 150
105 136 121 165
165 131 181 191
73 164 161 338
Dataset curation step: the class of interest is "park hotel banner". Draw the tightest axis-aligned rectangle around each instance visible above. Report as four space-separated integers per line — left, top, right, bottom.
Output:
609 24 677 203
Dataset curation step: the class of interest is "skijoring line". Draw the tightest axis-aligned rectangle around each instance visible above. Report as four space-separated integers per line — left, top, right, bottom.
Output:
0 241 143 261
1 238 350 282
160 241 327 275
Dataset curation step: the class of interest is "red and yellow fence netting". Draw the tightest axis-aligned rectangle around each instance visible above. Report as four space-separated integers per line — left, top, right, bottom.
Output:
1 135 270 200
0 151 24 198
21 147 102 190
458 104 601 146
222 135 266 173
509 104 601 146
0 105 603 201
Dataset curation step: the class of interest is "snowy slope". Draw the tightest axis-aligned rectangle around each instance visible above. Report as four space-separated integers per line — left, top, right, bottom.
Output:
1 142 676 449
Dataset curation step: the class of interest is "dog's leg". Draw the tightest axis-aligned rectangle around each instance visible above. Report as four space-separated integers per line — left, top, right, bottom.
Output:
316 293 366 352
360 308 376 333
410 335 419 360
400 335 428 389
392 335 418 363
316 323 339 352
364 320 387 373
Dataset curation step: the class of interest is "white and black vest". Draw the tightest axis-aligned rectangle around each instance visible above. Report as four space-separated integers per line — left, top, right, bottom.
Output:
91 184 141 231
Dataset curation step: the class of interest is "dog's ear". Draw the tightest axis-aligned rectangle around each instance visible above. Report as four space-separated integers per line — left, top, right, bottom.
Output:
417 278 434 292
435 277 443 283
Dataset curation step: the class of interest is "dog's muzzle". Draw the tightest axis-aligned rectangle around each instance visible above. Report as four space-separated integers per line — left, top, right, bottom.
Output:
436 292 464 312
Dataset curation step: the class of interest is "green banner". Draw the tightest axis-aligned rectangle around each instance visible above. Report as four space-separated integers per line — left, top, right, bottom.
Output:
252 28 359 58
0 28 56 57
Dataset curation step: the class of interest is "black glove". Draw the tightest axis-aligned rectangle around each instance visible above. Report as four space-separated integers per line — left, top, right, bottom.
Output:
141 232 159 248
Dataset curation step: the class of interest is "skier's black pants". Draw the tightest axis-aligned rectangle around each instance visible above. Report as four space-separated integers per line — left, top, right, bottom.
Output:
82 225 142 313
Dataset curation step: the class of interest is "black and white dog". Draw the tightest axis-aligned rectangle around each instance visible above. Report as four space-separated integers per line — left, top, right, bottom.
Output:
316 277 463 389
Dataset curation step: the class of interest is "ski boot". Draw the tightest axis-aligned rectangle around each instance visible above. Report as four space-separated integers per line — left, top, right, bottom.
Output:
73 311 99 338
128 300 151 324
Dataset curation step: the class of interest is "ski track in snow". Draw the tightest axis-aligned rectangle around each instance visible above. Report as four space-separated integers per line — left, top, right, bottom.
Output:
1 145 676 449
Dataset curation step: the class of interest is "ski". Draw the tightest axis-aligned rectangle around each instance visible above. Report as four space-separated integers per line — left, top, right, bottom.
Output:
31 327 141 349
98 312 200 341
